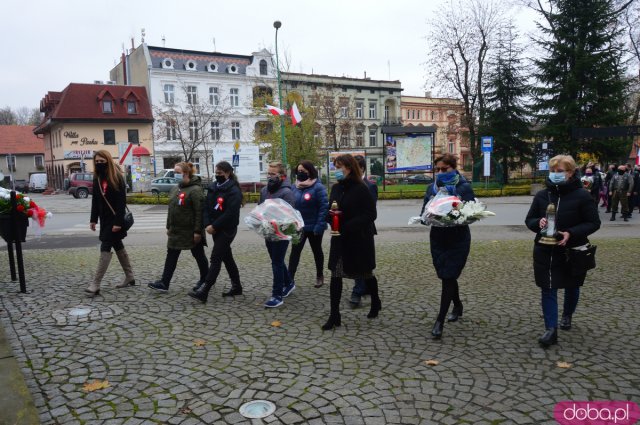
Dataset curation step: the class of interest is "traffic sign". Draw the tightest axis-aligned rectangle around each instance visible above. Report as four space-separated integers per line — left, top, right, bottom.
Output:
481 136 493 153
118 142 133 166
232 154 240 167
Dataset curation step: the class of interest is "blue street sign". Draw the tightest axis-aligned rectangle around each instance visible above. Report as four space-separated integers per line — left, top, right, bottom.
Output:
232 154 240 167
481 136 493 153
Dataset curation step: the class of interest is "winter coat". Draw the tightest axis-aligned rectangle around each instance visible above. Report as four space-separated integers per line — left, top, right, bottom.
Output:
326 178 377 276
525 176 601 289
609 172 634 194
166 176 205 250
203 179 242 231
91 176 127 243
259 179 295 206
420 173 475 280
293 181 329 234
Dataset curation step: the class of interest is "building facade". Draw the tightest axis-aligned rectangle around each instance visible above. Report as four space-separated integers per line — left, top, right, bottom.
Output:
33 84 154 190
110 44 276 178
0 125 45 183
400 95 469 170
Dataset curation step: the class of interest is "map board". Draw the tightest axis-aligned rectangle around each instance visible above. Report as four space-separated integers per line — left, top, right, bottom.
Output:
213 144 260 183
385 134 433 172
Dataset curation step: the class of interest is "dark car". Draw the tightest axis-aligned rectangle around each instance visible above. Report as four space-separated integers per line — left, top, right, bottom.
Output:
67 172 94 199
403 174 434 185
367 175 396 185
13 179 29 193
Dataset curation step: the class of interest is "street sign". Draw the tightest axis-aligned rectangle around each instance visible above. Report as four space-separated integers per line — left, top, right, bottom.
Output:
233 141 240 153
481 136 493 153
118 142 133 166
232 154 240 168
483 152 491 177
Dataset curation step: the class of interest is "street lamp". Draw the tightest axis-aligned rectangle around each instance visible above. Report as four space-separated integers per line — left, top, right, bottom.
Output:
273 20 287 165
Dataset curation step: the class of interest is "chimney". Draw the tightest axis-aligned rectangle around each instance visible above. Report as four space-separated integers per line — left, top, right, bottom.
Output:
425 91 432 98
364 71 367 79
121 52 128 85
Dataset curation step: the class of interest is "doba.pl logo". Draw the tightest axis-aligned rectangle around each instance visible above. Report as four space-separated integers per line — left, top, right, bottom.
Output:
554 401 640 424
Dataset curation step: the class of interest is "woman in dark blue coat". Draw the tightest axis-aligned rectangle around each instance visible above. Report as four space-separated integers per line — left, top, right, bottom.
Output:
420 154 475 339
288 161 329 288
525 155 600 347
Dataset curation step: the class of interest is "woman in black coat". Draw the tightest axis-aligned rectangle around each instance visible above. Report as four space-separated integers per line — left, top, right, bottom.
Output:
420 154 475 339
86 150 134 296
525 155 600 347
322 154 380 330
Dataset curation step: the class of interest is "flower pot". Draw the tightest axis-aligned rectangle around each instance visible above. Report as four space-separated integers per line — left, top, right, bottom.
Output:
0 213 29 243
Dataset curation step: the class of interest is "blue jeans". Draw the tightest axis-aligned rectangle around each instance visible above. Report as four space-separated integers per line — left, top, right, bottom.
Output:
541 287 581 329
352 279 367 297
265 240 291 298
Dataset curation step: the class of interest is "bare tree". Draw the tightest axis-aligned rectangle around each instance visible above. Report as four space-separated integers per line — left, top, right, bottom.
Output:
0 107 16 125
624 2 640 124
311 86 357 151
14 107 41 126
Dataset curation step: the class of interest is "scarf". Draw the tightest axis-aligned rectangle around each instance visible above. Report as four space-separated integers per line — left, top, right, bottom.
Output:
433 172 460 195
296 178 317 189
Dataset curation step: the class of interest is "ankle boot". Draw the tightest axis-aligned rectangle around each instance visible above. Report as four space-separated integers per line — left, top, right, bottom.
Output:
365 276 381 319
610 212 616 221
86 252 112 296
538 327 558 347
222 281 243 297
447 303 463 322
322 277 342 330
559 315 572 330
188 281 214 303
314 276 325 288
321 313 341 330
114 249 135 288
192 281 204 292
431 320 444 339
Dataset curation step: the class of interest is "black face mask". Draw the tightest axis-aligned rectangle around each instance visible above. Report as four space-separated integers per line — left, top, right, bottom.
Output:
267 176 282 192
296 171 309 182
618 169 625 175
215 175 227 184
95 163 107 176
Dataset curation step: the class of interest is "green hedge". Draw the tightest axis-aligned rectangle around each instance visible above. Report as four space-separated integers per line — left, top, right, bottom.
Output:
127 192 263 205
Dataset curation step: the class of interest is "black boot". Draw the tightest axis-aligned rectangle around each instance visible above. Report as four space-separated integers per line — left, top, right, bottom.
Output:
431 321 444 339
192 281 204 292
538 328 558 347
188 281 214 303
322 277 342 330
365 276 381 319
610 212 616 221
559 315 572 330
222 283 243 297
447 303 463 322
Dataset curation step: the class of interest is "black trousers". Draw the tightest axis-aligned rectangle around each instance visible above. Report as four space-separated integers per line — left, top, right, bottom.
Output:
161 241 208 287
436 278 462 322
204 228 240 287
288 231 324 280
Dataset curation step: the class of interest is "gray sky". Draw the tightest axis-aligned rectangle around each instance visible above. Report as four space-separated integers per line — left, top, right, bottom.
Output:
1 0 537 111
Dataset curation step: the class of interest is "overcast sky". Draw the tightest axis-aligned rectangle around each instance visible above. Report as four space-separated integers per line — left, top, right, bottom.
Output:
1 0 537 111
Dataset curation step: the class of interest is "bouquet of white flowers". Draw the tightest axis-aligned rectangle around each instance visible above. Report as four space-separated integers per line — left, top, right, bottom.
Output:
244 198 304 243
408 188 495 227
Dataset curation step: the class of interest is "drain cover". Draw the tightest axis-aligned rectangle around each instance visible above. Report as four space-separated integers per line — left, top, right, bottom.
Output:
239 400 276 419
68 306 92 317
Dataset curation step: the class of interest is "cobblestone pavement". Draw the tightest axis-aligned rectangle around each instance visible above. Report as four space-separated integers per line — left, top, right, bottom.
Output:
1 237 639 424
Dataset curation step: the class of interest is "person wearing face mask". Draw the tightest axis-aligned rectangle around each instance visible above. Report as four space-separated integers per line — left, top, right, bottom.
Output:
148 162 208 294
86 150 134 296
604 164 617 212
322 154 379 330
581 166 601 204
526 155 600 347
608 165 634 222
260 161 296 308
287 160 329 289
419 153 475 339
189 161 244 302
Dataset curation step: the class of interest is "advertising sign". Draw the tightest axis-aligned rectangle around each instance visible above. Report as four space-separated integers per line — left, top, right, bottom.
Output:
63 150 94 160
213 144 260 183
385 134 433 172
328 150 365 178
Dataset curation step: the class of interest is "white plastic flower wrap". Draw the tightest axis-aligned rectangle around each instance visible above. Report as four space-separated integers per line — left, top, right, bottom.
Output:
409 188 495 227
244 198 305 243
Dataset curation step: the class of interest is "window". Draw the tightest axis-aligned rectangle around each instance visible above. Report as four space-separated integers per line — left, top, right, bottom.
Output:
259 59 268 75
189 120 198 141
384 105 389 121
417 110 421 120
34 155 44 168
128 129 139 145
356 102 363 119
369 102 377 119
230 88 239 107
340 106 348 118
340 134 349 147
187 86 197 105
209 87 219 106
127 100 137 114
368 128 377 146
411 110 415 119
166 121 177 140
231 122 240 140
259 154 264 172
211 121 220 141
102 99 113 113
163 84 175 104
370 89 375 94
192 157 200 174
104 129 116 145
449 141 455 153
431 111 437 120
406 110 411 119
356 130 364 147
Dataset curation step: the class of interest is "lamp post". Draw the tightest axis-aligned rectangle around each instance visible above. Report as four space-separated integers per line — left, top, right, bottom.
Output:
274 20 287 165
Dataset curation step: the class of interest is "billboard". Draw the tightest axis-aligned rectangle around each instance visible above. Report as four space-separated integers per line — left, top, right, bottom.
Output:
213 144 260 183
328 150 366 178
385 134 433 172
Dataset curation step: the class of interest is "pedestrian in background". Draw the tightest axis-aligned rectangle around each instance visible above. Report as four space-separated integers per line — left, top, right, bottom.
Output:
349 154 378 308
189 161 243 303
632 165 640 214
525 155 600 347
148 162 208 293
287 160 329 289
604 164 616 213
322 154 380 330
85 150 134 296
609 164 634 221
420 153 474 339
261 162 296 308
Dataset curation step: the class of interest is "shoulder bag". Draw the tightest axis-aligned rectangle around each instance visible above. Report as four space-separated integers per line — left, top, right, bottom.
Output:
98 179 134 231
567 244 596 276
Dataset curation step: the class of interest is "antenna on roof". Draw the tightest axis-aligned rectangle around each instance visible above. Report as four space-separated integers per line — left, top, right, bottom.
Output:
213 37 217 52
161 35 166 47
141 28 146 43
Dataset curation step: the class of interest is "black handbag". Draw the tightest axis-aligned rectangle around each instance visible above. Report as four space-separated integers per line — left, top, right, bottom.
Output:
567 244 596 276
99 180 134 231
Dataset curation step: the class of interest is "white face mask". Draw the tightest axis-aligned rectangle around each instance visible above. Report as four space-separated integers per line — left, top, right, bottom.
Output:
174 173 183 180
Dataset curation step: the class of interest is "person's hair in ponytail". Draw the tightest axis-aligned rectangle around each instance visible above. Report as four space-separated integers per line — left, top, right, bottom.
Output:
175 161 196 178
215 160 244 206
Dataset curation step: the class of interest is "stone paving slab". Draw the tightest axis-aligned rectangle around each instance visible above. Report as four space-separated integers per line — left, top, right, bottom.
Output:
1 237 639 424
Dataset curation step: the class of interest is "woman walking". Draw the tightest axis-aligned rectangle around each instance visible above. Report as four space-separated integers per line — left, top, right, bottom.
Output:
189 161 243 303
288 161 329 288
148 162 208 293
322 154 380 330
525 155 600 347
85 150 134 296
420 154 475 339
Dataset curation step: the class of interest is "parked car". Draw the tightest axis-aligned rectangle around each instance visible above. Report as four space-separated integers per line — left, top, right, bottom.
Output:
151 177 180 194
403 174 434 185
29 173 47 192
367 175 397 185
160 169 204 179
67 172 94 199
13 179 29 193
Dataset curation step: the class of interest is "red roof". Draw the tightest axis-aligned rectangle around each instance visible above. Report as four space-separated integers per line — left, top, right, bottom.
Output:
0 125 44 154
34 83 153 133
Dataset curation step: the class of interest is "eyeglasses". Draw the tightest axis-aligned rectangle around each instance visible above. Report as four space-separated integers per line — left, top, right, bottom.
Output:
435 167 452 172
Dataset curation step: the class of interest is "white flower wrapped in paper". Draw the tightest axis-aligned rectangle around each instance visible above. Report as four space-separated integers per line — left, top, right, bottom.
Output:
418 189 495 227
244 198 305 243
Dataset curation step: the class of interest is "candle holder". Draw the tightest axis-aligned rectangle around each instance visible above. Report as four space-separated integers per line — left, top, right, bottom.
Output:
329 201 343 236
539 203 558 245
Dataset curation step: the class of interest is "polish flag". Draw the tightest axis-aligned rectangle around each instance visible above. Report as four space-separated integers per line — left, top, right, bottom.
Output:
266 104 286 116
636 147 640 166
290 102 302 125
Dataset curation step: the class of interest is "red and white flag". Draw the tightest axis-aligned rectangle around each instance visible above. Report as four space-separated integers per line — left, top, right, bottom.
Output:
266 104 286 116
636 147 640 166
290 102 302 125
